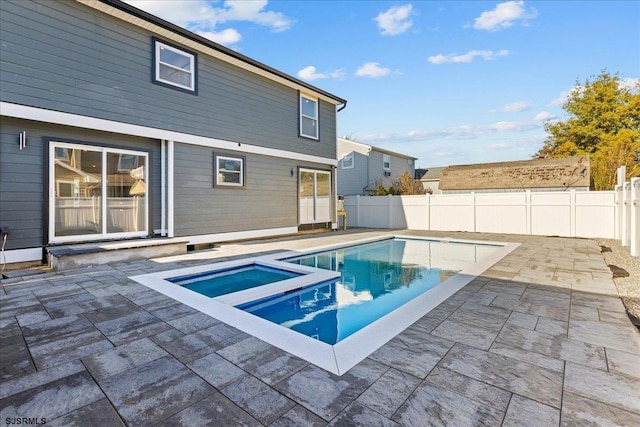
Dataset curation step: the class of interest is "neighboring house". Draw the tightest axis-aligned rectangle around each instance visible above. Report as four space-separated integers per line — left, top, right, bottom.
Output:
0 0 346 265
414 167 445 194
438 156 590 193
337 138 417 195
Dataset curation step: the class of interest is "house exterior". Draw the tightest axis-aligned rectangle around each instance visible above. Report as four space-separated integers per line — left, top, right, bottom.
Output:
0 0 346 265
337 138 417 196
414 167 445 194
438 156 591 193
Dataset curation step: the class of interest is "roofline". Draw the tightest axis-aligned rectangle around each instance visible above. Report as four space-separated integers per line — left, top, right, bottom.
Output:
338 138 417 160
94 0 347 106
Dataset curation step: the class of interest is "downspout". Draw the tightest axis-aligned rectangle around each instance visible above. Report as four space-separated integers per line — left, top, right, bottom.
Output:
334 101 347 228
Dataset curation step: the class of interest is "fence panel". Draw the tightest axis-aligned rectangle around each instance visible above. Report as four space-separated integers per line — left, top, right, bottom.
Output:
475 193 528 234
429 194 475 232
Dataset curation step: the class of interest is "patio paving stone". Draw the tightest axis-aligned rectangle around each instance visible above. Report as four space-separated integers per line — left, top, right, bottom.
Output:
439 343 563 408
98 355 215 426
449 301 512 332
166 311 221 334
0 371 104 421
93 311 172 345
159 323 242 364
605 348 640 379
424 367 512 412
368 329 454 378
271 405 328 427
156 390 261 427
356 368 422 418
81 337 168 380
1 333 36 381
275 359 387 421
563 362 640 414
488 341 565 373
221 374 296 425
495 325 608 370
187 352 247 389
567 318 640 354
217 336 309 385
560 392 640 427
502 394 560 427
393 381 505 427
534 316 568 337
430 319 497 350
328 402 398 426
47 398 126 427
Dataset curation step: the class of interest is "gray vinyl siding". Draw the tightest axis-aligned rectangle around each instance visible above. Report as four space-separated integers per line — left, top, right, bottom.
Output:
0 0 337 160
174 143 333 236
337 152 369 196
0 117 160 250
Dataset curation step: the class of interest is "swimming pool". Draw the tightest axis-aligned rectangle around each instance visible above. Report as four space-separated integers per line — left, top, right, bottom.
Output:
239 238 467 344
130 235 519 374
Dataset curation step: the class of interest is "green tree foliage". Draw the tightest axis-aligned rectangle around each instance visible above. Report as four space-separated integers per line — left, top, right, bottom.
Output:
535 71 640 190
375 171 426 195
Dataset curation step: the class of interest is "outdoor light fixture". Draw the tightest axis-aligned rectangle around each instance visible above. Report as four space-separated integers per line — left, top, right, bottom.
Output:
290 168 295 177
18 131 26 150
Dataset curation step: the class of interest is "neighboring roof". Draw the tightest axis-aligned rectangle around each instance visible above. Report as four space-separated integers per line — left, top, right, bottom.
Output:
90 0 346 106
415 167 445 180
338 138 417 161
439 156 590 190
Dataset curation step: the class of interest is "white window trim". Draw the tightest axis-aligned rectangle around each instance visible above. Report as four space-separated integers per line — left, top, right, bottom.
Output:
214 154 245 188
383 154 391 171
49 142 149 243
154 39 196 92
300 94 319 140
341 153 354 169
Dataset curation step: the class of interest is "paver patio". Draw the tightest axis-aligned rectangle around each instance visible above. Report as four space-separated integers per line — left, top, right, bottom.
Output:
1 230 639 426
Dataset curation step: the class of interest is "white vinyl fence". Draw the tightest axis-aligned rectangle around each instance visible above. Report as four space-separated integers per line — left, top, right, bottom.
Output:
344 178 640 257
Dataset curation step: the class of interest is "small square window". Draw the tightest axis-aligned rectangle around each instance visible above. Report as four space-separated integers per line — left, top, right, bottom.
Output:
300 94 319 140
383 154 391 170
214 153 245 188
341 153 354 169
153 38 197 93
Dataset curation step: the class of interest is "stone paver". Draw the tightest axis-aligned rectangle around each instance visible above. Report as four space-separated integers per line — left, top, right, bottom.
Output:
1 230 639 425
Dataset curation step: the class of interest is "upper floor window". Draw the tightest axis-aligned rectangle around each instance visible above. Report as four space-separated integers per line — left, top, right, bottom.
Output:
300 94 319 139
341 153 354 169
383 154 391 170
153 38 197 93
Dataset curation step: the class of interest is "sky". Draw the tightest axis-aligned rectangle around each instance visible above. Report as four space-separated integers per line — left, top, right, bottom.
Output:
126 1 640 168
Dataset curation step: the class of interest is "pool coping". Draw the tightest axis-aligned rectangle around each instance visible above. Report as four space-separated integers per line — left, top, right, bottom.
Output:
130 234 520 375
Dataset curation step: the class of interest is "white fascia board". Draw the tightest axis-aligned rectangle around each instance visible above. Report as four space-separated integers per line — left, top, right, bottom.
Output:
2 102 338 166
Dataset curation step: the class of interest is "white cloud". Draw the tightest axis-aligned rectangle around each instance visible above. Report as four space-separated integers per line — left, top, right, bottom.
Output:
356 62 391 78
534 111 555 121
491 101 531 113
125 0 293 47
473 1 537 31
297 66 345 81
198 29 242 46
428 49 509 64
620 77 640 91
374 4 414 36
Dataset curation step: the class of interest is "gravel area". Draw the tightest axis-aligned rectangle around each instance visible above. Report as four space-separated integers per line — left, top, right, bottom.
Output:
597 238 640 326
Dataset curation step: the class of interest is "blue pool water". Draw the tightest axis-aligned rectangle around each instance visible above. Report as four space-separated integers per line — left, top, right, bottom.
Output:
170 264 301 298
238 238 487 344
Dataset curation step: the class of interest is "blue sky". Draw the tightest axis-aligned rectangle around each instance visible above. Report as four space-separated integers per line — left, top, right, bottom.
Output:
127 1 639 168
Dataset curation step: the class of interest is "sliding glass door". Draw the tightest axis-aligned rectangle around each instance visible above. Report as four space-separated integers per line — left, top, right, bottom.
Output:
49 142 148 242
299 169 331 224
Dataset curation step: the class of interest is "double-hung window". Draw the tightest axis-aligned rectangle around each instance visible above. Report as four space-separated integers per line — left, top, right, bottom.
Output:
300 94 319 139
153 38 197 93
383 154 391 170
214 153 245 188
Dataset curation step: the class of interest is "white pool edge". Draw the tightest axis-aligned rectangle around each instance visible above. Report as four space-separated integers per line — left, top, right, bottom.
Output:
130 235 520 375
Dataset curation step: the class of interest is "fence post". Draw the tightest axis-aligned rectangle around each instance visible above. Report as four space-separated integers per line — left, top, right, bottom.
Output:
570 189 576 237
388 195 393 228
622 182 630 247
631 178 639 257
356 195 360 227
525 190 532 235
425 193 430 231
471 192 477 232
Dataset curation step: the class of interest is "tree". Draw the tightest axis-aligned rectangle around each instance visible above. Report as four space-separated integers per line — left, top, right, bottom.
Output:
535 71 640 190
